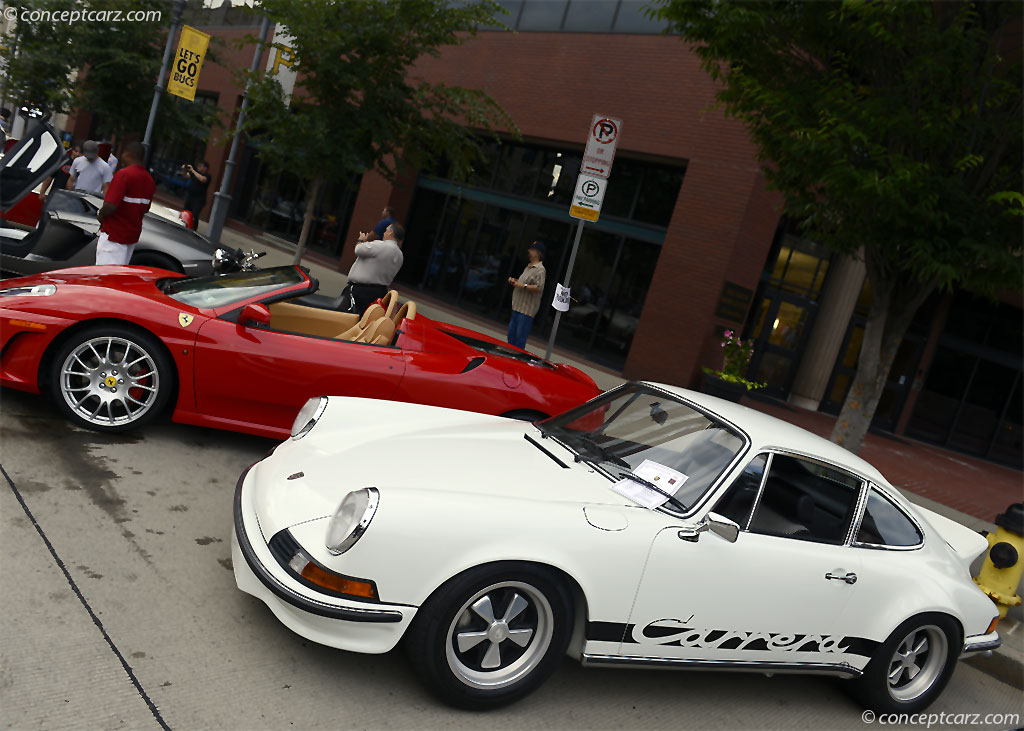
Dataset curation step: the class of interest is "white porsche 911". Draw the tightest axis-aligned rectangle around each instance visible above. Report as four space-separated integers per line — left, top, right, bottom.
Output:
231 382 1001 710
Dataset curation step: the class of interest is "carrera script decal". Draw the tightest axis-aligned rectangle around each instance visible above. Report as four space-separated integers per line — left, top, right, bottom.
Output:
632 618 851 654
178 313 194 327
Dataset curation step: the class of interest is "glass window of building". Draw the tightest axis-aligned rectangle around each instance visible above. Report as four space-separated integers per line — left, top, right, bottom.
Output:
563 0 618 32
517 0 568 30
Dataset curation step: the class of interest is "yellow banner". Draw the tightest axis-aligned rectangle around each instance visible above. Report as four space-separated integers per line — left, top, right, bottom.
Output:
166 25 210 101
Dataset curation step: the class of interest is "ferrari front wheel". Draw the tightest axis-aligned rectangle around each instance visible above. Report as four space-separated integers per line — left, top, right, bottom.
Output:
406 563 572 709
50 325 173 432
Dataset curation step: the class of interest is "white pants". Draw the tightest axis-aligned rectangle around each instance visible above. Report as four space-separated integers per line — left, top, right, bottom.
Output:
95 232 136 266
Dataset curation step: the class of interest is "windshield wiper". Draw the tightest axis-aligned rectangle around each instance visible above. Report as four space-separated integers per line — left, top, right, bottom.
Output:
617 471 689 513
558 433 629 468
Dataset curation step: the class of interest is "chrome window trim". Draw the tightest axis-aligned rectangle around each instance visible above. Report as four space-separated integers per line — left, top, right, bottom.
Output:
743 452 774 532
745 449 865 547
849 484 925 552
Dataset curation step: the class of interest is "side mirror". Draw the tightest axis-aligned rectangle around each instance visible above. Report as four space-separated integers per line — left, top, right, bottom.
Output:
677 513 741 544
239 303 271 328
707 512 740 543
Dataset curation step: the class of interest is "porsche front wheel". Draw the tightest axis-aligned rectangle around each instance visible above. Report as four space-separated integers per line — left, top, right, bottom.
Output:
406 564 572 709
50 325 173 432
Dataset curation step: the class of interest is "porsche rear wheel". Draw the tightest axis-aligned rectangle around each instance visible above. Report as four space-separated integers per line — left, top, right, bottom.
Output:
406 564 572 709
850 614 960 714
50 325 173 432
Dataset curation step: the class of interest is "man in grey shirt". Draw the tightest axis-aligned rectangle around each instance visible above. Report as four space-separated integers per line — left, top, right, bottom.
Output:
67 140 113 195
339 222 405 313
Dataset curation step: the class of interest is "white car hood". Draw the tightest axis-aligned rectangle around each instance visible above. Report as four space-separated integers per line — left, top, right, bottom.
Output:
251 398 633 536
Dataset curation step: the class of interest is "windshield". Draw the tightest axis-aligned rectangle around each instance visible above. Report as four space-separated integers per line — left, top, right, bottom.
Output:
540 384 747 511
162 267 308 309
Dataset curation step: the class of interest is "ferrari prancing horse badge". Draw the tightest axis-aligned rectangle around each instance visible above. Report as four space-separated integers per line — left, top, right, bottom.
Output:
178 313 194 327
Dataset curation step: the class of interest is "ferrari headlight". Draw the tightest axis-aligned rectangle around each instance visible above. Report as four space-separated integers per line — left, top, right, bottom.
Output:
0 284 56 297
325 487 379 555
291 396 328 439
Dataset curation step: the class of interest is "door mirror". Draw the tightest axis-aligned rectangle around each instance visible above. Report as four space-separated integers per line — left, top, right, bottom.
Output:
678 513 741 544
707 512 740 543
239 303 272 328
1 121 65 212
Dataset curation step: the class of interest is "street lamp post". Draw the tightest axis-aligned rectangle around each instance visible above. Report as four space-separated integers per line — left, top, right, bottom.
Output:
206 16 273 245
141 0 186 165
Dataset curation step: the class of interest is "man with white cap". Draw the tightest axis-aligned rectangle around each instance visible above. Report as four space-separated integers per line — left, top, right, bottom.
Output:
67 140 112 195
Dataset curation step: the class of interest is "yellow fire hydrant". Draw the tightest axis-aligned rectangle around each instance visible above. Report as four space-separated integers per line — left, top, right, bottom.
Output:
974 502 1024 619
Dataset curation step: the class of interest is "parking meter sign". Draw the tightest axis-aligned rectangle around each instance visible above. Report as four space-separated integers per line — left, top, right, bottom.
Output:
569 174 607 222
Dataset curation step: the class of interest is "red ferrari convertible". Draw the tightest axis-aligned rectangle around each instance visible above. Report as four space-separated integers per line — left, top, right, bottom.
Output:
0 266 601 437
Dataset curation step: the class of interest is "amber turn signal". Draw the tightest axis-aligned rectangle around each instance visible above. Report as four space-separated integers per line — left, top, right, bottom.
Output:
300 562 377 599
986 616 999 634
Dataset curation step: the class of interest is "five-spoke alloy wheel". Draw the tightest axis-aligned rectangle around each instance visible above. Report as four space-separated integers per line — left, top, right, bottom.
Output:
851 613 959 714
407 564 572 709
50 325 173 432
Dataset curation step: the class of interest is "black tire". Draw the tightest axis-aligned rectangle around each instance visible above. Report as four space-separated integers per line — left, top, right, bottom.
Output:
130 251 183 274
501 409 549 422
848 613 961 714
405 563 573 710
49 324 174 433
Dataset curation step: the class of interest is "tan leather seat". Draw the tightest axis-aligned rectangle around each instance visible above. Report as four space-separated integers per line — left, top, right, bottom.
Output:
392 300 416 324
336 304 384 340
378 290 398 320
357 315 397 345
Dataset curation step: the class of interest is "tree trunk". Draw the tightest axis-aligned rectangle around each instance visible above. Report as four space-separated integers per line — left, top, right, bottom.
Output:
292 173 323 266
830 269 937 454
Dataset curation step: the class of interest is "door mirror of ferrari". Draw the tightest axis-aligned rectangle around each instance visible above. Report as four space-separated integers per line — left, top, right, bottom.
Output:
239 303 272 328
1 121 65 212
707 512 741 543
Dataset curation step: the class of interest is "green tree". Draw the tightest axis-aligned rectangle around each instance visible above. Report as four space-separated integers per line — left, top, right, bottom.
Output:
654 0 1022 454
242 0 517 264
2 0 218 146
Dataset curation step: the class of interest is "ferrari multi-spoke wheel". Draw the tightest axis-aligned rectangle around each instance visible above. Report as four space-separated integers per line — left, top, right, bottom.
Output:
407 564 572 709
851 614 959 714
50 326 173 432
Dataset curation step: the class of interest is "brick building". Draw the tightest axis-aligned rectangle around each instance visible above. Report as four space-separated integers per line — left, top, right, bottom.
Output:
63 0 1022 468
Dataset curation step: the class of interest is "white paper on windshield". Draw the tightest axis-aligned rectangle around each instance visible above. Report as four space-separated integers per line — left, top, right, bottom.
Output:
609 459 689 510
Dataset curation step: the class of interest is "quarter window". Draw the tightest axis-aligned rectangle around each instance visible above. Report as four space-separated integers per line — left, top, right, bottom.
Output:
748 454 861 545
855 489 922 547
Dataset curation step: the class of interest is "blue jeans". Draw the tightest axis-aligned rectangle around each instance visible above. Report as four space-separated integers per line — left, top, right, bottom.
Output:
507 311 534 350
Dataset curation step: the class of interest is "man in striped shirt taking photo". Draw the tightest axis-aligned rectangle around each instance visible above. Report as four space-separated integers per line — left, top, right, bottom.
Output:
95 142 155 266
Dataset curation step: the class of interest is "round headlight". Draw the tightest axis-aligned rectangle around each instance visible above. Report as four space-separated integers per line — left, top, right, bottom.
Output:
325 488 379 555
291 396 328 439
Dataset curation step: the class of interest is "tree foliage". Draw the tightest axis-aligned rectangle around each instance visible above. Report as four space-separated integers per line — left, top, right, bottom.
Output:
654 0 1023 453
2 0 218 145
241 0 517 263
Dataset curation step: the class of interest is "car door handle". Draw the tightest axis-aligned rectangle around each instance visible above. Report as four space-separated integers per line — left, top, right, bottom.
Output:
825 572 857 585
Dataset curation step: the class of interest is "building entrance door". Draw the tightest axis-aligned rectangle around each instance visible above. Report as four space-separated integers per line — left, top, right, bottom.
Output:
746 291 817 399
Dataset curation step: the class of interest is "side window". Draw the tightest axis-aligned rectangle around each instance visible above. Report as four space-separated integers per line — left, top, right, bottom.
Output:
748 454 862 544
712 453 768 528
48 191 93 216
855 489 922 547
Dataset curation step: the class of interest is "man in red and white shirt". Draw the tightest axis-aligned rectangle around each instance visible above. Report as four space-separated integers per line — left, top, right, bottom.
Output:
95 142 155 266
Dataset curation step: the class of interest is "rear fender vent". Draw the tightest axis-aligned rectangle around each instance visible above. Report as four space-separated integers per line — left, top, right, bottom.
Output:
460 356 485 374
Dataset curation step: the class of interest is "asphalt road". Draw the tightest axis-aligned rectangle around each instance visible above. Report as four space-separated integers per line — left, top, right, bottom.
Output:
1 387 1021 731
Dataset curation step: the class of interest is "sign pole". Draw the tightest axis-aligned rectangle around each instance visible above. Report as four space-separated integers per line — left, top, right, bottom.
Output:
207 16 273 245
142 0 186 166
544 218 585 361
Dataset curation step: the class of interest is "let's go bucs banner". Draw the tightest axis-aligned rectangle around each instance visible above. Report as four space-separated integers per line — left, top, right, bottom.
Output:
167 25 210 101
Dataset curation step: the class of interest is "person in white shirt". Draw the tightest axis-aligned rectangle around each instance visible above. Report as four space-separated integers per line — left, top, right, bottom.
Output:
67 140 113 195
